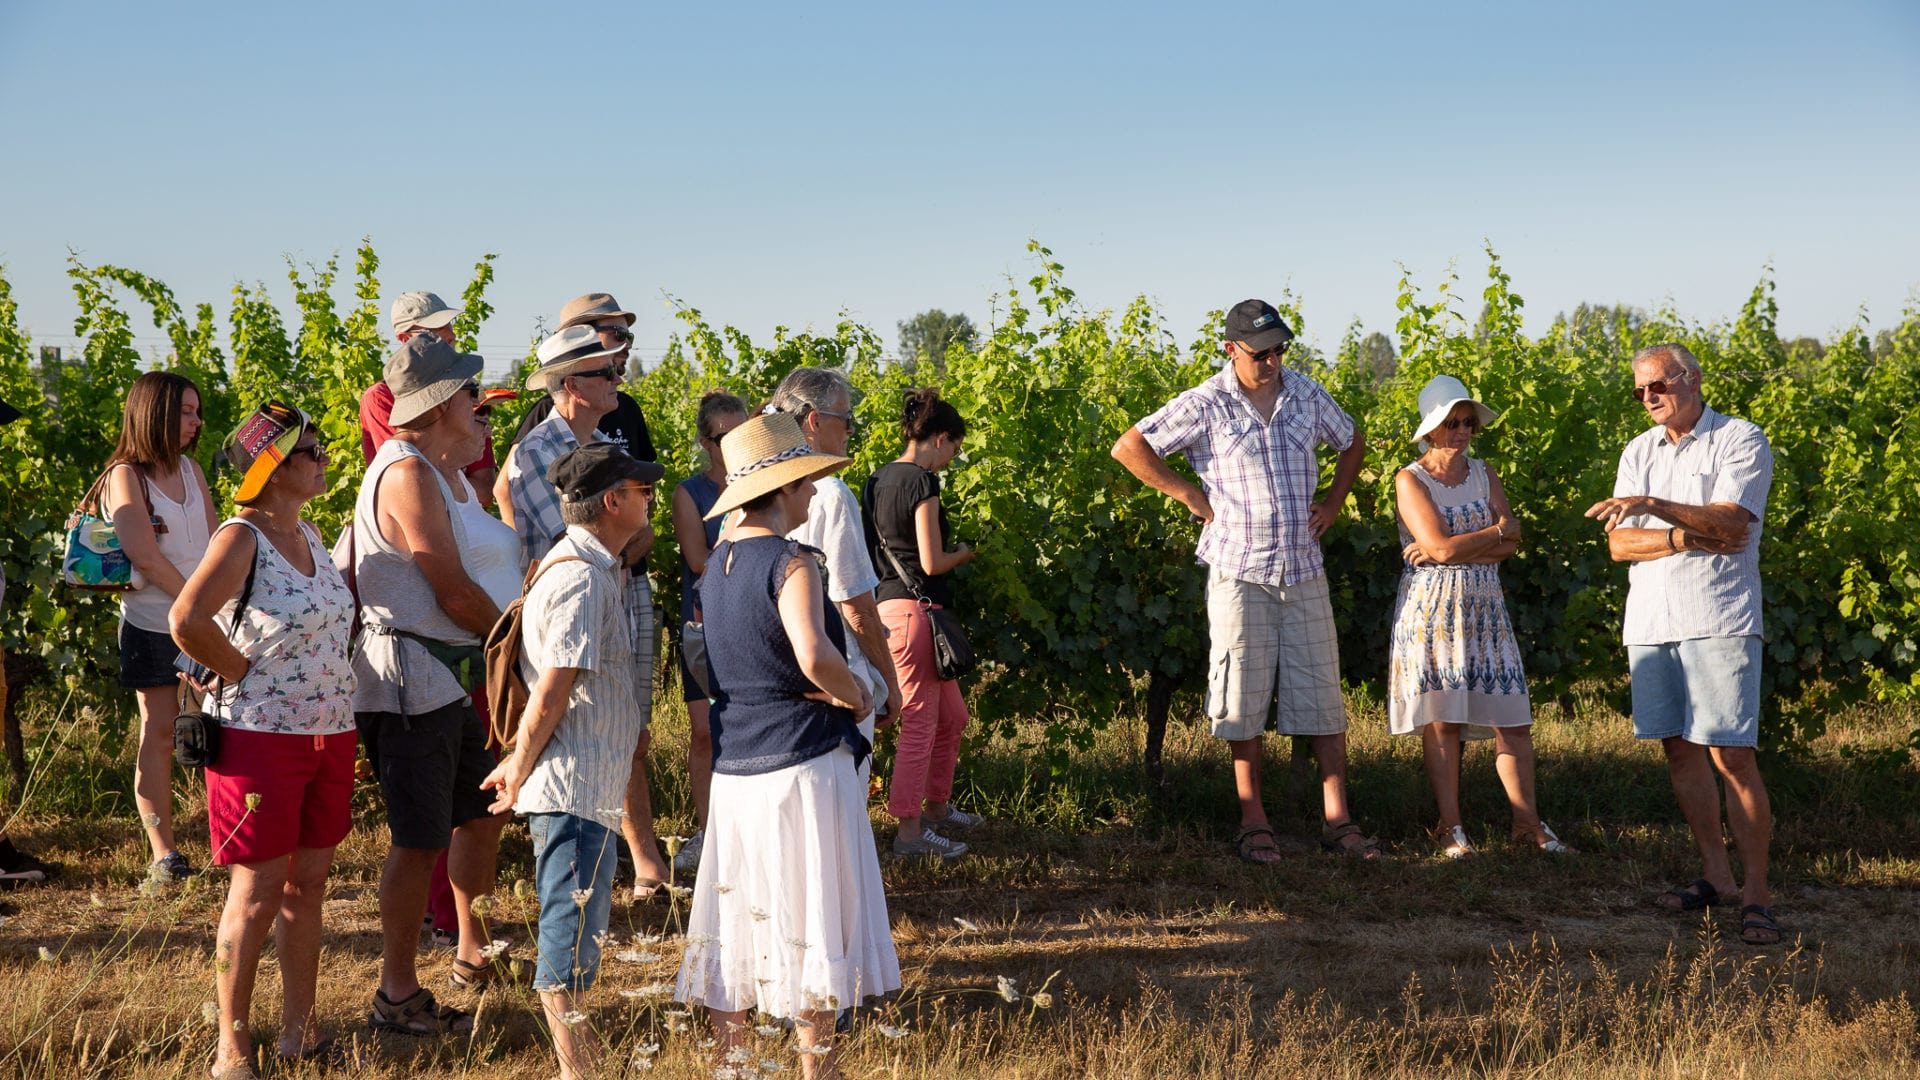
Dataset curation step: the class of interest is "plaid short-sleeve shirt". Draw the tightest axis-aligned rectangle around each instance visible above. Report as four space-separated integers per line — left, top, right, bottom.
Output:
1136 366 1356 587
507 414 609 572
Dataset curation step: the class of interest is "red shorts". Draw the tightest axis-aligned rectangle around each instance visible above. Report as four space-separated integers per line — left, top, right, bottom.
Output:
206 728 357 866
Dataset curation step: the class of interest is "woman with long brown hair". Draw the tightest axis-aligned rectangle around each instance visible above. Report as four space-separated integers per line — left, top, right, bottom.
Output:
104 370 217 883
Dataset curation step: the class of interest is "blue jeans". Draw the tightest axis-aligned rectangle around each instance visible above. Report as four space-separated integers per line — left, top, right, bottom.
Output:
528 812 621 993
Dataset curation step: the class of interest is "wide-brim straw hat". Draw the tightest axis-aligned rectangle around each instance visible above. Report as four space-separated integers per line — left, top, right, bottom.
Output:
1414 374 1499 443
704 412 851 520
528 324 626 393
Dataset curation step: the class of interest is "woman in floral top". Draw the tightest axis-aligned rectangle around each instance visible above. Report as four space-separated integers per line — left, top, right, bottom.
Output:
172 402 355 1079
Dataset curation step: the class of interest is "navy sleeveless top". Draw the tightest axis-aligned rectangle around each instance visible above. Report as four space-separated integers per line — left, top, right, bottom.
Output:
701 534 870 776
677 473 723 623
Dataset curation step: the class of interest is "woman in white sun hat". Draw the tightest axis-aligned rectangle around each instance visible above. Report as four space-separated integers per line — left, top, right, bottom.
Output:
673 411 899 1078
1389 375 1572 859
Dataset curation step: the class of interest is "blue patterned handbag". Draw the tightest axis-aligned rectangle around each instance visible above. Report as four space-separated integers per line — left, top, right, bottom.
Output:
61 466 159 591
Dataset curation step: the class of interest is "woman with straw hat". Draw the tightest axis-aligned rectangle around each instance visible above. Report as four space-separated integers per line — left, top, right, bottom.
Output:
1390 375 1571 859
673 412 900 1077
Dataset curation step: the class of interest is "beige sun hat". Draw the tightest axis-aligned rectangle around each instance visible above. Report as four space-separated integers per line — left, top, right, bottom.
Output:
387 335 484 428
1414 375 1499 444
389 291 460 335
704 412 852 521
527 324 626 393
558 292 636 329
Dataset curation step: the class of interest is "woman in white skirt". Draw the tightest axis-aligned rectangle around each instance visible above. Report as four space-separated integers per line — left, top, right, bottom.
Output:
674 412 900 1076
1390 376 1572 859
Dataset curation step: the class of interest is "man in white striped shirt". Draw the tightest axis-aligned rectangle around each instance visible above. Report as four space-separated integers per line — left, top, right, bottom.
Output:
483 443 661 1080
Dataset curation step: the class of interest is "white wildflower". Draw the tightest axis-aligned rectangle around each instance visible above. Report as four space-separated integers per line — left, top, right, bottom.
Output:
201 1001 219 1025
616 949 664 964
725 1046 752 1064
1032 991 1055 1008
877 1023 909 1039
37 946 54 962
712 1066 739 1080
795 1043 830 1056
571 888 593 908
480 939 510 960
634 1041 661 1057
748 906 770 921
561 1010 589 1026
632 932 665 946
753 1023 781 1037
714 882 734 894
759 1060 783 1073
593 930 614 950
698 1036 717 1049
89 892 105 908
996 975 1021 1003
668 883 693 899
953 917 981 931
631 1059 654 1072
665 1015 691 1033
142 812 162 829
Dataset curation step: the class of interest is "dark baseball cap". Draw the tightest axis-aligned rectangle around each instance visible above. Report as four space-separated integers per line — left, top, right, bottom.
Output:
0 397 20 426
548 443 664 503
1224 299 1295 353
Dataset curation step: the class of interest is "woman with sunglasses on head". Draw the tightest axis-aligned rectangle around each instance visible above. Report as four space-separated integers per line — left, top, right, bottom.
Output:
171 403 356 1078
668 389 747 874
1390 376 1571 859
102 371 219 883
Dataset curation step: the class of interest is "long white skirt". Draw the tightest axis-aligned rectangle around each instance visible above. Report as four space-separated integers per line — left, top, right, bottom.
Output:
674 746 900 1017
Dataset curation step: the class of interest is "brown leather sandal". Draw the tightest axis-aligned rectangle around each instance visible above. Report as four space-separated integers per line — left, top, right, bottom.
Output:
369 987 474 1036
1321 820 1383 861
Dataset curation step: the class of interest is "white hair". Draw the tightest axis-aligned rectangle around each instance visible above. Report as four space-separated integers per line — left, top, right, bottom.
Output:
1632 342 1701 378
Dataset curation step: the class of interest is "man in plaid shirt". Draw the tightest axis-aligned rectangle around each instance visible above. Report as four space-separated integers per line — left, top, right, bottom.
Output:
1112 299 1373 864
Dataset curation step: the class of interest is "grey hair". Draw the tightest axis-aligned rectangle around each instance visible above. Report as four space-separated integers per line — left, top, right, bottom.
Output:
770 366 853 422
1632 342 1701 377
560 493 606 526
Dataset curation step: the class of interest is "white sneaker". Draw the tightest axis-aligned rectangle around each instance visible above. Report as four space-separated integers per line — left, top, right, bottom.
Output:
673 831 704 874
892 829 968 859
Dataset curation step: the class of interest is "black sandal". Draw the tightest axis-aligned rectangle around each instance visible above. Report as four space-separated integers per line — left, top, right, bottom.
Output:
1656 878 1733 912
1740 904 1784 946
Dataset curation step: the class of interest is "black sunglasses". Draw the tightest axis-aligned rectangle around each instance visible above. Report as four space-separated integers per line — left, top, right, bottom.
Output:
1439 417 1480 432
569 366 621 382
1631 372 1692 402
1238 342 1288 364
597 325 635 344
288 442 329 463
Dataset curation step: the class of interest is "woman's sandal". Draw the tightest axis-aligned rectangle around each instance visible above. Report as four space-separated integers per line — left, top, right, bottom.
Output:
1515 823 1577 855
369 987 474 1036
1321 820 1383 861
1233 825 1284 865
1740 904 1784 946
632 877 670 905
1437 825 1475 860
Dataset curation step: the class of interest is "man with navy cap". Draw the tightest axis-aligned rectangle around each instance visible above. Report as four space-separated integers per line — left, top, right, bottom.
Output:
1112 299 1372 864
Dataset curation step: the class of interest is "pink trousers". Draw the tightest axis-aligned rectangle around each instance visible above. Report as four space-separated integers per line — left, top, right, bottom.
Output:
879 598 970 819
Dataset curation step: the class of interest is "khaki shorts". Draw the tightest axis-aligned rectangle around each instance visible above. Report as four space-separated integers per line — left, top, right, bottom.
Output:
1205 569 1348 740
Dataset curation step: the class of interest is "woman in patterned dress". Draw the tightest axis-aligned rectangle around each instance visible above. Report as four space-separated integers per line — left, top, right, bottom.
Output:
173 403 357 1078
1390 376 1572 859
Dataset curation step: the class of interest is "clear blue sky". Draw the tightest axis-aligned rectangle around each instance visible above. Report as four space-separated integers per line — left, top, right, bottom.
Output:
2 1 1916 379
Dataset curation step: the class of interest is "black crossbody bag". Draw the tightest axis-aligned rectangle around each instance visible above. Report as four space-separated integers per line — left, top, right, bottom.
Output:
173 549 258 769
863 477 977 682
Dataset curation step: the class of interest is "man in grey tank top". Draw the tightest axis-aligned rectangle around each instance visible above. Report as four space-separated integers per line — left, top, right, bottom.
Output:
354 336 514 1035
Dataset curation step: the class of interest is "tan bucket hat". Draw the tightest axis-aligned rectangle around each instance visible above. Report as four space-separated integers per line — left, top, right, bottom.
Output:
388 335 484 428
389 291 460 335
558 292 636 329
704 412 851 521
527 325 626 393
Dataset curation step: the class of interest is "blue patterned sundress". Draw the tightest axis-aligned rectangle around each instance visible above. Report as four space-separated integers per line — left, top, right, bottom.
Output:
1388 458 1531 737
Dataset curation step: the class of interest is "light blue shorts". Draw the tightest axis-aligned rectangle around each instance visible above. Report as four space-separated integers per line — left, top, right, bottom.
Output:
1627 636 1762 748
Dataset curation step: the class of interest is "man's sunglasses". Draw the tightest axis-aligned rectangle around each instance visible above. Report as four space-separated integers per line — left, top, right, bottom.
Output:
1631 372 1692 402
569 366 622 382
597 325 635 344
1239 342 1289 364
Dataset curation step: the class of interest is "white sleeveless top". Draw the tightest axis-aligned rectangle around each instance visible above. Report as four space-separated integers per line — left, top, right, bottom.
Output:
211 519 356 736
452 473 524 609
117 462 212 633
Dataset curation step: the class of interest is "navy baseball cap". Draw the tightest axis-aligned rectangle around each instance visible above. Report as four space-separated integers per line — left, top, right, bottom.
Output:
1224 299 1295 353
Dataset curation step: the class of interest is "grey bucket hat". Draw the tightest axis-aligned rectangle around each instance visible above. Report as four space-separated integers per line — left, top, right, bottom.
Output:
387 335 485 428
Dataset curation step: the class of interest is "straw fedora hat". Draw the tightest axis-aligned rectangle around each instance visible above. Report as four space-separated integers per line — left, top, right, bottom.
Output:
558 292 636 329
704 412 851 521
1413 374 1499 444
527 325 626 393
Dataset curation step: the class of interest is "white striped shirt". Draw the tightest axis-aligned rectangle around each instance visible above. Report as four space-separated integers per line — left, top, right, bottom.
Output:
513 526 643 830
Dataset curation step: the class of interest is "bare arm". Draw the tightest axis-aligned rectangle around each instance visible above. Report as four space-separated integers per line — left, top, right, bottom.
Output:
839 591 902 725
492 465 516 530
912 497 975 577
779 557 872 718
672 485 714 576
1111 426 1213 522
379 457 502 635
106 465 189 597
1308 430 1368 538
1584 493 1753 545
169 523 257 684
480 664 580 814
1396 469 1512 565
1605 524 1745 563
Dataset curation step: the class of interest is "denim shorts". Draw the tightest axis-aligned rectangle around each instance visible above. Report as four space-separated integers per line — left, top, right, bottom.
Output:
529 811 621 993
1628 635 1762 748
356 698 497 849
119 621 183 689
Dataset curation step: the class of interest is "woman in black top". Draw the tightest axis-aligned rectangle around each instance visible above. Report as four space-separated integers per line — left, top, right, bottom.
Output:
865 389 980 859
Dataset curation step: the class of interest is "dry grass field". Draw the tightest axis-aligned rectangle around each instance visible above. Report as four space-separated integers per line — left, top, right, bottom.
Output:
1 684 1916 1078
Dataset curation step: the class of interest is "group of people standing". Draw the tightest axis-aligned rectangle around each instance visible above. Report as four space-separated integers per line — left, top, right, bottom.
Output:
1115 299 1780 947
66 286 1783 1077
95 291 976 1079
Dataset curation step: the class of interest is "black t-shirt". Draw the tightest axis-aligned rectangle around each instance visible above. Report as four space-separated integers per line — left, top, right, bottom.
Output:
864 461 953 607
513 391 656 462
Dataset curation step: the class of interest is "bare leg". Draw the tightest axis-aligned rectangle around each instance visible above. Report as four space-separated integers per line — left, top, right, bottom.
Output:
795 1007 841 1079
1311 733 1353 827
1491 726 1546 839
1421 723 1466 831
541 987 602 1080
621 729 671 886
447 814 506 970
1229 736 1268 829
1710 746 1772 908
132 684 179 862
377 845 442 1001
1659 737 1738 901
687 697 713 831
213 856 292 1072
272 846 336 1058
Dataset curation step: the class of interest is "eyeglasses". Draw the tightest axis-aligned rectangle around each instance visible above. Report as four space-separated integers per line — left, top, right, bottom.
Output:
814 408 856 430
289 443 329 463
1631 371 1693 402
1439 417 1479 432
621 482 656 501
597 325 635 344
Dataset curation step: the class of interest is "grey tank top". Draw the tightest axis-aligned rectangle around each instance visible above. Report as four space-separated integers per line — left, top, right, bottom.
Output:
350 439 474 715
